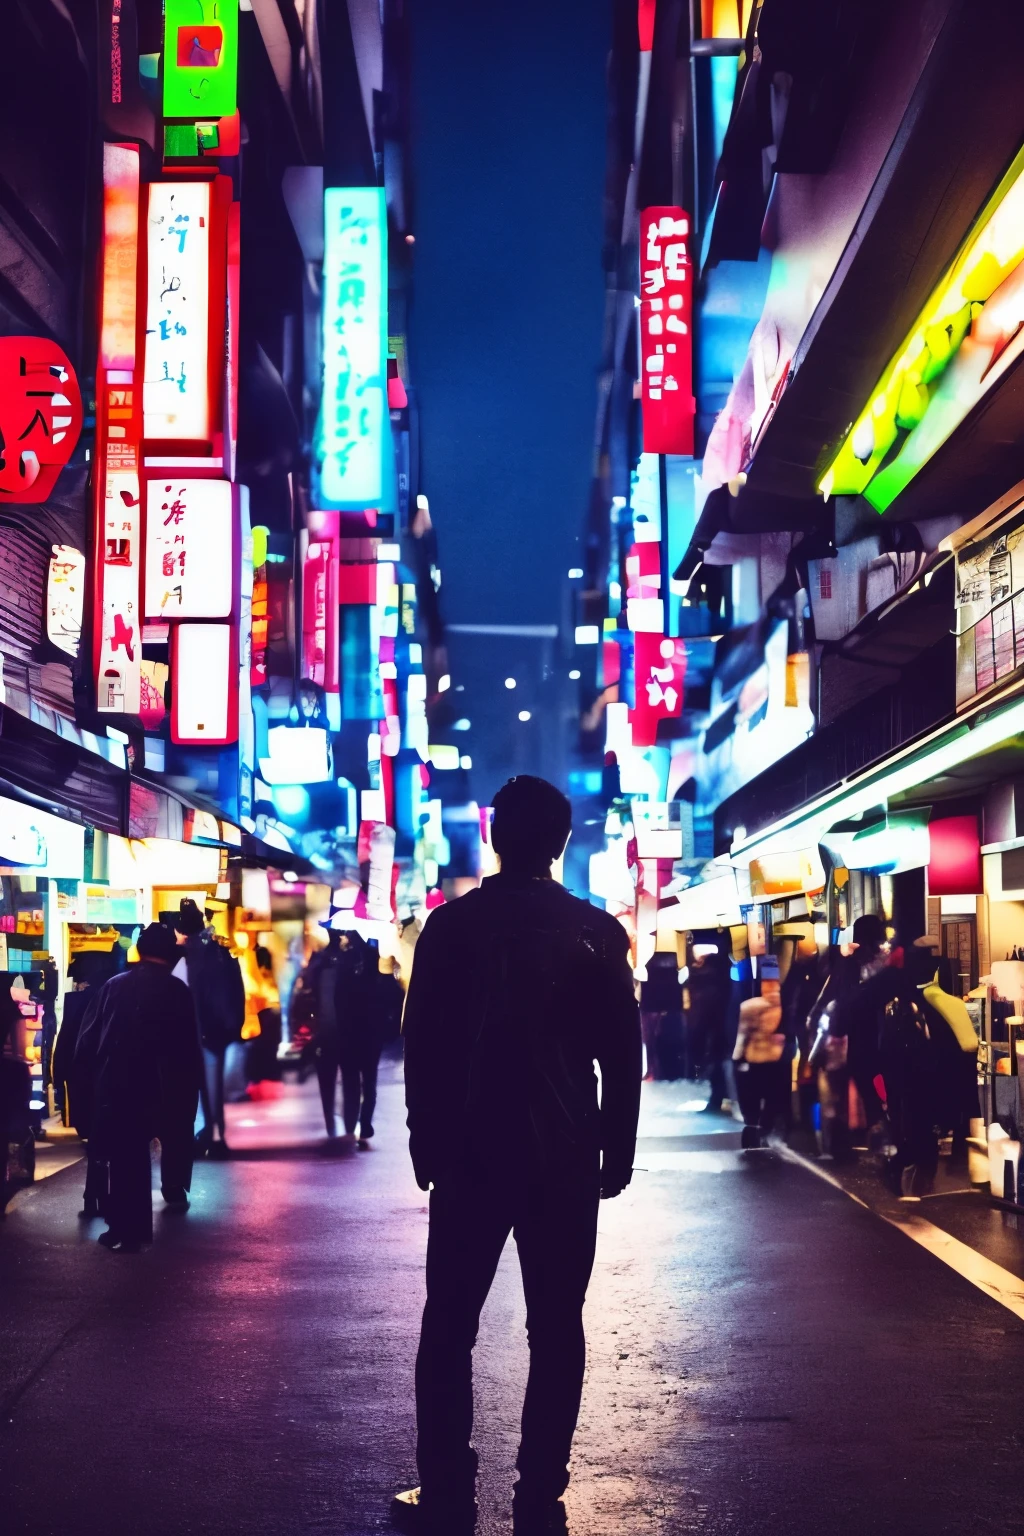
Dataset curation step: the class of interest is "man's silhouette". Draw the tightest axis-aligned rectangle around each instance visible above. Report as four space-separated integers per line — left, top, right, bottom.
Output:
393 776 642 1534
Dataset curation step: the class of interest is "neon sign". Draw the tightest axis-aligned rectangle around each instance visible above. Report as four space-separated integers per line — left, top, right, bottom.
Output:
639 206 694 455
163 0 239 121
143 180 211 441
0 338 82 503
171 622 238 744
47 546 85 658
320 188 388 506
821 145 1024 512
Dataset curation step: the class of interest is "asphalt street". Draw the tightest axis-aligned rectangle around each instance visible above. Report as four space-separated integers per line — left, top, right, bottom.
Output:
2 1067 1024 1536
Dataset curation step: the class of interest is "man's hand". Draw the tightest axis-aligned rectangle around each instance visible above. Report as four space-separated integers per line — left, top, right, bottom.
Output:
600 1167 631 1200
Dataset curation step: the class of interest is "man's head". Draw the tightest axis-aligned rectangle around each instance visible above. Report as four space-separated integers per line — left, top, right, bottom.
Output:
136 922 179 966
490 775 572 878
175 898 205 938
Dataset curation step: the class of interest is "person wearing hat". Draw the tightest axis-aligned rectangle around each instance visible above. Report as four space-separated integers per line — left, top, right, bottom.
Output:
173 897 245 1158
74 923 204 1252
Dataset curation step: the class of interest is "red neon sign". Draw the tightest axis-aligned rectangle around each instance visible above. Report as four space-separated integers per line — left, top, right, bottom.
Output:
639 206 694 455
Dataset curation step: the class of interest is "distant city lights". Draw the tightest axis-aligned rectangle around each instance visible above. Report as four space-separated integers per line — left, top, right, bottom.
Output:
504 677 517 689
438 674 451 692
575 625 599 645
569 669 581 679
460 755 472 770
518 710 531 722
568 567 584 579
454 718 471 731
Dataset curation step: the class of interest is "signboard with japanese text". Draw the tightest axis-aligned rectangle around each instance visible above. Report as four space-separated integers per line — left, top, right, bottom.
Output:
144 477 236 619
163 0 239 121
0 338 83 504
47 546 85 657
320 188 388 507
95 370 142 716
639 206 694 455
143 181 211 441
629 633 686 747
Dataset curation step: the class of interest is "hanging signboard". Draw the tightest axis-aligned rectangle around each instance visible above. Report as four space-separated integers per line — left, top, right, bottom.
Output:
100 143 139 371
0 338 83 504
171 621 238 745
302 512 340 691
144 477 237 618
47 546 85 657
639 206 694 456
163 0 239 121
630 633 686 747
320 188 388 507
143 181 211 442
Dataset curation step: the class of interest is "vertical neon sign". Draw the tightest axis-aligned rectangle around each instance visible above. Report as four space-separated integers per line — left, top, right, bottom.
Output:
320 188 388 507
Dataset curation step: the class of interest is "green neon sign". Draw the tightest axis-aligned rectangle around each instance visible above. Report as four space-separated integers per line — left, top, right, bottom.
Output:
820 143 1024 512
163 0 239 121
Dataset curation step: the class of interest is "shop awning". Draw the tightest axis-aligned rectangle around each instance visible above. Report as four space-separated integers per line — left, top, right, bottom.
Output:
729 683 1024 870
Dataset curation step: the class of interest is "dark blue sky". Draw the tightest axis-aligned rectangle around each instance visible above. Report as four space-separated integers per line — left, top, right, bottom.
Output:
409 0 611 791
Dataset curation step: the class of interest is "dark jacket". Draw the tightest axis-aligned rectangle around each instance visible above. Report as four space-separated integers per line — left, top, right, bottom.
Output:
52 988 95 1132
74 962 204 1149
402 873 642 1192
181 932 246 1052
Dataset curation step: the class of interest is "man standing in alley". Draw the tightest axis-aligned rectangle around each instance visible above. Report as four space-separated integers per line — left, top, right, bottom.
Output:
174 899 245 1158
393 775 642 1536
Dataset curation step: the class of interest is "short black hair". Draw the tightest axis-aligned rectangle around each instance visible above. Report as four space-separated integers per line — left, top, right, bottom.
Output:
136 922 179 965
491 776 571 876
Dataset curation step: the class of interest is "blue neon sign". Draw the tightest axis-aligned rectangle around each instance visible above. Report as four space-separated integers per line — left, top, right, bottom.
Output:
320 188 388 507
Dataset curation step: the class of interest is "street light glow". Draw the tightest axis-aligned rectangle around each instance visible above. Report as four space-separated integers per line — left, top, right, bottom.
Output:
504 677 517 689
518 710 531 722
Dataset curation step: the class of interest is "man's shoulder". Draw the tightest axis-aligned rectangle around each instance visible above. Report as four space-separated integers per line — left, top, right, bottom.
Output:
556 890 630 951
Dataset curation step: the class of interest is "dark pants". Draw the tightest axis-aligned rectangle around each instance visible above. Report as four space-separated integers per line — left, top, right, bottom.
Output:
415 1170 600 1508
735 1059 788 1133
316 1034 380 1136
159 1103 198 1200
198 1047 226 1142
101 1130 154 1244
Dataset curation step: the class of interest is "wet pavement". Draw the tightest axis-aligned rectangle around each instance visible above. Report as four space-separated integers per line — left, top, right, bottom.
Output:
3 1066 1024 1535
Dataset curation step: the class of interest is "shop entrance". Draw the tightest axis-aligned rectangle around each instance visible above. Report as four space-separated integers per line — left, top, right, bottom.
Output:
940 914 978 993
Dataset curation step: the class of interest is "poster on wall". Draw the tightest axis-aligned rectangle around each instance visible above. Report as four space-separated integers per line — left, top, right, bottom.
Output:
955 514 1024 708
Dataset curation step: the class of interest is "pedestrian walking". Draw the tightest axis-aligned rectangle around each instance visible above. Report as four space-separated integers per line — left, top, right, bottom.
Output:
51 948 119 1218
73 923 204 1251
392 774 642 1535
315 929 388 1146
640 950 684 1080
173 899 245 1158
689 935 733 1113
733 994 791 1148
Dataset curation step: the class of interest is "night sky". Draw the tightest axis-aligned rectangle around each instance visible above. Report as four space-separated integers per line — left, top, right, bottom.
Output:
409 0 611 796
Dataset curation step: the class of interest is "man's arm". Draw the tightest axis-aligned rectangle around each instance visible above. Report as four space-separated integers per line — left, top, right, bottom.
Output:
593 923 642 1198
401 914 453 1191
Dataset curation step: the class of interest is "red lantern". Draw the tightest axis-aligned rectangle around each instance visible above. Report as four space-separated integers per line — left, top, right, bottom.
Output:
0 337 83 502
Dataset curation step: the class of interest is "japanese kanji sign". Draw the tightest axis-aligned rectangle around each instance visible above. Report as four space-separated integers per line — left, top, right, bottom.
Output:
629 632 686 747
47 545 85 658
143 180 211 441
320 188 388 507
171 621 238 745
144 477 236 618
639 206 694 455
0 338 83 503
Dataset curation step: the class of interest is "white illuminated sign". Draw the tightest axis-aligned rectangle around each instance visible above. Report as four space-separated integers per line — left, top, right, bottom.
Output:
0 797 85 879
145 477 235 618
171 622 236 744
47 545 85 657
320 188 387 506
259 725 332 785
144 181 211 441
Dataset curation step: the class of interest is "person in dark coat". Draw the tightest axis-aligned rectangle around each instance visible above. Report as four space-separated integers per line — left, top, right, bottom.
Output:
174 899 245 1158
640 950 684 1080
51 948 120 1219
689 935 733 1113
392 775 642 1536
74 923 204 1252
